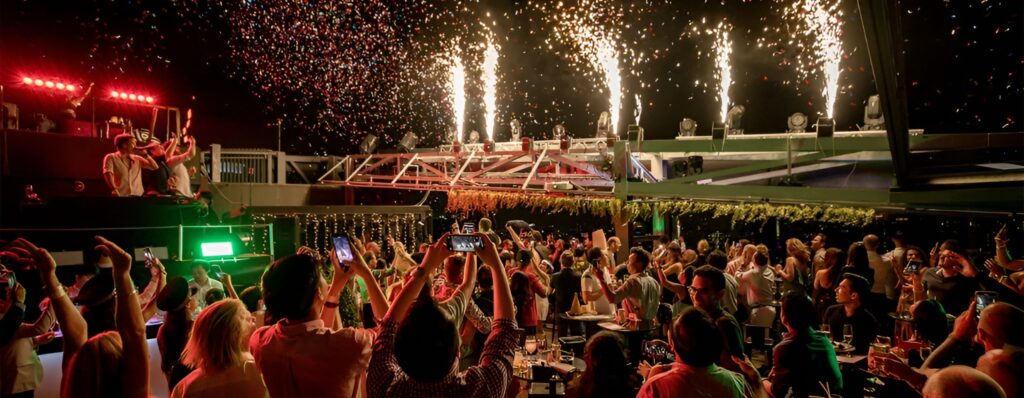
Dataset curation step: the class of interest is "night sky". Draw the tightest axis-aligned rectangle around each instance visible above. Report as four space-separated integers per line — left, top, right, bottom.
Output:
0 0 1020 155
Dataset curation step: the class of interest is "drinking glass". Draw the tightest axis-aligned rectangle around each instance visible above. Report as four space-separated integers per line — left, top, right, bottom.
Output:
820 323 831 339
842 324 854 345
525 338 539 355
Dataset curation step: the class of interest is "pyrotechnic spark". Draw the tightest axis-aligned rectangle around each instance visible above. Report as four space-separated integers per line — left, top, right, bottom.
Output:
594 39 623 136
787 0 844 118
713 27 733 123
448 52 467 143
482 37 499 142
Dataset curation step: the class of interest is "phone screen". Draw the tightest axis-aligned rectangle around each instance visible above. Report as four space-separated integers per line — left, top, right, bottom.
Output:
976 291 997 319
143 248 154 262
333 235 354 262
904 260 921 274
448 234 482 252
462 222 476 234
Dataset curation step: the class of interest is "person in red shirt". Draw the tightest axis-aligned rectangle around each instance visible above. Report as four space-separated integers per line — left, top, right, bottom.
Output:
506 249 549 334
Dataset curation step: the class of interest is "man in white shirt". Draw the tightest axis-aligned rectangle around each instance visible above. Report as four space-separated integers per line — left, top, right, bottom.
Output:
102 133 157 197
595 248 661 327
736 251 775 327
188 261 224 309
581 247 614 315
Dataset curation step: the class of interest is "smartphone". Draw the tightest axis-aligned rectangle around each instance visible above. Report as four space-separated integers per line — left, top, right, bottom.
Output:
210 264 225 281
976 291 997 319
142 247 154 267
332 234 354 262
462 222 476 234
904 259 922 275
447 234 483 253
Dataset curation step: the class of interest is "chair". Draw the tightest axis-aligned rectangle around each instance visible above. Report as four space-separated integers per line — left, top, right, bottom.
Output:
743 324 775 374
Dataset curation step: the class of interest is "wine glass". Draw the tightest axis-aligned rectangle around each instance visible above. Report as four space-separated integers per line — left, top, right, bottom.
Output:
820 323 831 339
525 338 539 355
842 324 854 355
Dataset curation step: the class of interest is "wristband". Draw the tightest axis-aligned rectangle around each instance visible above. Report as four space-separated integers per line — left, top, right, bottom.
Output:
324 300 340 309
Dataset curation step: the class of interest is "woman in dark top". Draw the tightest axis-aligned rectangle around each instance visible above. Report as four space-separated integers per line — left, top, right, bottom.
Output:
509 271 536 335
767 292 843 398
566 331 643 398
842 242 874 288
156 276 196 391
813 248 845 319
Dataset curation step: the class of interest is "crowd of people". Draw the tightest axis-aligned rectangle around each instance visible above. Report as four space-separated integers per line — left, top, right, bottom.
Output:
102 132 198 199
0 218 1021 398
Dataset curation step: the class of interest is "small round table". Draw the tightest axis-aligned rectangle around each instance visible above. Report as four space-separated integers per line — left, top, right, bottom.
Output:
558 313 615 340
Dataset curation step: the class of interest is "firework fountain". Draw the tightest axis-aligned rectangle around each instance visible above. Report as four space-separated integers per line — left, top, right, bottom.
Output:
713 27 734 124
792 0 844 119
481 37 499 142
448 52 467 143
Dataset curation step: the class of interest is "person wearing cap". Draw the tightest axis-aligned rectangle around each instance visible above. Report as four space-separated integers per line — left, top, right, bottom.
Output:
157 276 198 391
102 133 157 197
188 261 224 310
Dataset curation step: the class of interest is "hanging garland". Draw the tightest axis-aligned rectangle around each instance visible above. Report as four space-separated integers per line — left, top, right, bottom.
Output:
447 190 876 227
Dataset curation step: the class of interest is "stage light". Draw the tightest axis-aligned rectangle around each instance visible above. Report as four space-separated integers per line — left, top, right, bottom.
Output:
55 83 65 90
33 79 43 86
145 96 154 103
726 105 745 135
467 130 480 144
678 118 697 137
596 111 611 138
21 77 32 84
359 134 379 154
119 93 128 99
861 94 884 130
687 156 704 174
128 94 137 101
787 112 808 133
398 132 418 152
200 241 234 257
552 124 566 140
44 81 54 88
815 117 835 138
66 84 76 91
110 91 119 97
510 119 521 142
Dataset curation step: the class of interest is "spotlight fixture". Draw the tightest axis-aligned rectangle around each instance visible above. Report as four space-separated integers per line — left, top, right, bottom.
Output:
595 111 611 138
109 89 156 105
677 118 697 138
552 124 567 140
687 156 704 175
787 112 808 133
467 130 480 144
20 75 78 92
398 132 418 153
861 94 885 131
815 117 835 138
726 105 745 135
359 134 379 154
510 119 521 142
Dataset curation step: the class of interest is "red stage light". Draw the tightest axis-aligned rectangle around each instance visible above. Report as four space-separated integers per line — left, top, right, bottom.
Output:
128 94 137 101
33 79 43 86
119 93 128 99
110 91 119 97
145 96 154 103
44 81 54 88
56 83 65 90
66 85 76 91
21 77 32 84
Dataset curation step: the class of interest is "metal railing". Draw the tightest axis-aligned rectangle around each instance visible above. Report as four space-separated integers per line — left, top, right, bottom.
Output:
202 144 337 184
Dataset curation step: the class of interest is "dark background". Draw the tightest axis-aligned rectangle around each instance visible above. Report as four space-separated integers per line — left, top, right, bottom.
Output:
1 0 1020 155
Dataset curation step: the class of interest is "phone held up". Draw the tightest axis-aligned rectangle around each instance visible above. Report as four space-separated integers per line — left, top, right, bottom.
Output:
143 247 154 268
975 291 997 320
332 234 354 270
447 234 484 253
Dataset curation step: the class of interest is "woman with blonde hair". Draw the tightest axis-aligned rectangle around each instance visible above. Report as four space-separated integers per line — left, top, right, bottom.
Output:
775 238 811 295
172 299 266 398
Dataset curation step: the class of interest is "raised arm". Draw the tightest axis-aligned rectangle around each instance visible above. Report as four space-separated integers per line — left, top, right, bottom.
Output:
140 259 167 322
166 137 195 167
349 238 389 322
95 236 149 398
322 250 355 328
15 238 86 371
657 265 687 299
475 233 514 321
506 225 528 251
383 233 451 322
